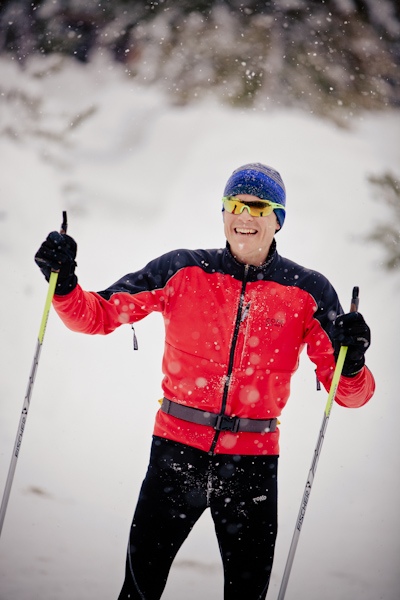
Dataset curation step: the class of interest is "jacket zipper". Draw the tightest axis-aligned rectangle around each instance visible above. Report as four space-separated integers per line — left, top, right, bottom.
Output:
209 264 249 454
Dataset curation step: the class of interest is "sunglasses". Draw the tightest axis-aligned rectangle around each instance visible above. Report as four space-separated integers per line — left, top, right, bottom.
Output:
222 196 285 218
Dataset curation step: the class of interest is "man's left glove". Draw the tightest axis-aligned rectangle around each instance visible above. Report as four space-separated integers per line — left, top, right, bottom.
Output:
35 231 78 295
332 312 371 377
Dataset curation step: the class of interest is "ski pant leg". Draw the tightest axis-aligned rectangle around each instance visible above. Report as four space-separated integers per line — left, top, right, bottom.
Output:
209 454 278 600
118 437 209 600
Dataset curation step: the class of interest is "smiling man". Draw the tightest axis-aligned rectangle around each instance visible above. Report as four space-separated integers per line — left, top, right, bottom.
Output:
35 162 375 600
223 194 280 266
222 164 285 269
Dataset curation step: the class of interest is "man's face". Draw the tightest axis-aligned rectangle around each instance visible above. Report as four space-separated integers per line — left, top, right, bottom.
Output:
223 194 280 266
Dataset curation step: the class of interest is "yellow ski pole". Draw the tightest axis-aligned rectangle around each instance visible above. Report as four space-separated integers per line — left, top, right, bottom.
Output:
0 211 67 537
277 286 359 599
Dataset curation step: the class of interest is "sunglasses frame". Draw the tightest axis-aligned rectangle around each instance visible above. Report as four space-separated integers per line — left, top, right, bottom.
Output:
222 196 285 218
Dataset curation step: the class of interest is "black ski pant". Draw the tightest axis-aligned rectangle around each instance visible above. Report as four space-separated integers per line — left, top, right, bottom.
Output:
118 436 278 600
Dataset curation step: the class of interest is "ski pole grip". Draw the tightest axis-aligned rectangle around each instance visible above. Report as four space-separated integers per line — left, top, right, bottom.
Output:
60 210 68 235
350 286 359 313
50 211 68 274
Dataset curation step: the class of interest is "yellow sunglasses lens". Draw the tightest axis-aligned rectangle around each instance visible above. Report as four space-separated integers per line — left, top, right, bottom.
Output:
222 197 275 217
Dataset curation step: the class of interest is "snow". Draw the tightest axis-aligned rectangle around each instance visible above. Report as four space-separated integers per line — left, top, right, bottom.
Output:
0 52 399 599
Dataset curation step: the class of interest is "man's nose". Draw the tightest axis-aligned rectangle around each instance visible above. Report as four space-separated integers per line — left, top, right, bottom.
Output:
239 206 254 220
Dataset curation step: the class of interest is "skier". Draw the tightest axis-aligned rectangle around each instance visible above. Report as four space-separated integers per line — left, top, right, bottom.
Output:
35 163 375 600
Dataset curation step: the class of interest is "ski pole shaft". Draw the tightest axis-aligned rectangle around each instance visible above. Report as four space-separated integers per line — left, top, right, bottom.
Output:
0 212 67 537
277 286 359 600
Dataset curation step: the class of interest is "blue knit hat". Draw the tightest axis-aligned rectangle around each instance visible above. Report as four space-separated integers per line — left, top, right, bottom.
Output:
223 163 286 229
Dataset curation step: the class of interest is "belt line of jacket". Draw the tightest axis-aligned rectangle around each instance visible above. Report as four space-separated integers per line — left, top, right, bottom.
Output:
161 398 278 434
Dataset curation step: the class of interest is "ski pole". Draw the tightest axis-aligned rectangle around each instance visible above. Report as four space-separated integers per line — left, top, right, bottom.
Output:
0 211 67 538
277 286 360 600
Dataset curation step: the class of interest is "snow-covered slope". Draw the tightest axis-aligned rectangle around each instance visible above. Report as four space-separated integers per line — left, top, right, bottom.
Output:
0 53 399 599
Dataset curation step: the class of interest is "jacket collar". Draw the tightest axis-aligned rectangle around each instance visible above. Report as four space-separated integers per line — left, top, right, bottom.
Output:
223 239 278 281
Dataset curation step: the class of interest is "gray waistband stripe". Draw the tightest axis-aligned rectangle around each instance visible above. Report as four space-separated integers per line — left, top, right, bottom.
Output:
161 398 277 434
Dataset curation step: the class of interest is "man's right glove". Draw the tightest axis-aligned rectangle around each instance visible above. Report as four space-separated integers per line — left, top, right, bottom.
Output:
332 312 371 377
35 231 78 295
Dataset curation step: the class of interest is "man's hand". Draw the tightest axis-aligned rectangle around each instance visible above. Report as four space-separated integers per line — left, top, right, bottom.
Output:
35 231 78 295
332 312 371 376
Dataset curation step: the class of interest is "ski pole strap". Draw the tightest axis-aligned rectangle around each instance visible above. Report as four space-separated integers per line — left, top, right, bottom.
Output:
161 398 277 433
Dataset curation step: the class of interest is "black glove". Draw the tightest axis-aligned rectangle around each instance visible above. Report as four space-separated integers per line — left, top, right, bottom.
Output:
35 231 78 295
332 312 371 377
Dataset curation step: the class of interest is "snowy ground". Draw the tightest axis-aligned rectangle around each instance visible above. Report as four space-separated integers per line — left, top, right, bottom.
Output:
0 53 399 599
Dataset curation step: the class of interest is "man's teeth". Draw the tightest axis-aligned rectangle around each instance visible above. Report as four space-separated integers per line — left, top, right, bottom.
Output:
235 228 257 234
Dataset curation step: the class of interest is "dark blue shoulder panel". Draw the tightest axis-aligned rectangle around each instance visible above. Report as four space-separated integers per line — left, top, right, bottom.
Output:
270 253 343 338
96 247 343 341
96 248 224 300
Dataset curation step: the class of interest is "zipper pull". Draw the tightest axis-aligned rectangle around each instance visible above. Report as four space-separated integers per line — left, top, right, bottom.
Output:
132 325 138 351
241 302 251 322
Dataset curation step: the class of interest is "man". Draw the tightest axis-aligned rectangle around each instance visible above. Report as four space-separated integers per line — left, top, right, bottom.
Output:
35 163 375 599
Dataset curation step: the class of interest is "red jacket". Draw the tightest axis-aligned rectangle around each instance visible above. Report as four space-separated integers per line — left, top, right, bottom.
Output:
53 241 375 455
